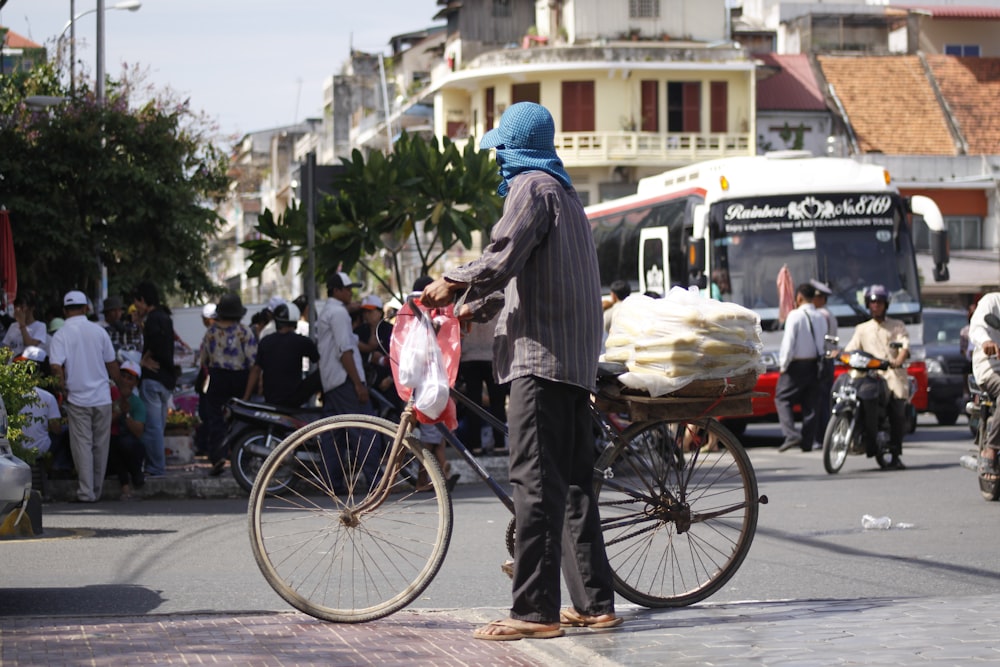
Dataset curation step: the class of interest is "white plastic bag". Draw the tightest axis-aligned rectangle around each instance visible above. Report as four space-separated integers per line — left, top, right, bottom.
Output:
398 311 450 419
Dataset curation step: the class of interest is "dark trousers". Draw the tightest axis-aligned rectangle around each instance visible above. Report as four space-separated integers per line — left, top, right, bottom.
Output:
775 359 820 450
320 380 380 493
981 372 1000 451
814 359 835 445
862 395 907 456
109 432 145 488
507 376 615 623
204 368 250 465
455 360 508 450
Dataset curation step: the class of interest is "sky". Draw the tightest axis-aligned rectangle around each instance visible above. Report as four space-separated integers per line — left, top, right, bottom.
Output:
2 0 444 139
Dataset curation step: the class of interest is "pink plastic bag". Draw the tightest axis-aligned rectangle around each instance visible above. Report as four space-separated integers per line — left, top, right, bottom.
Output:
390 298 461 428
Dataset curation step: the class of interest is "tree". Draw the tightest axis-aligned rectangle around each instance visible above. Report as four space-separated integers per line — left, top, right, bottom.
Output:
242 132 502 299
0 62 230 314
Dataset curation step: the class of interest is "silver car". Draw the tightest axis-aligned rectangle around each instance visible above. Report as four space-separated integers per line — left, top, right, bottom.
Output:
0 395 32 510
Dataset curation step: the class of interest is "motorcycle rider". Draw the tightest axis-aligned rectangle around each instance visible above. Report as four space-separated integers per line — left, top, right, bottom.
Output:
242 302 320 408
842 284 910 469
968 292 1000 479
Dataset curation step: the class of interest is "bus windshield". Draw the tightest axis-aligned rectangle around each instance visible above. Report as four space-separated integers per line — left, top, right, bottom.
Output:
709 192 920 327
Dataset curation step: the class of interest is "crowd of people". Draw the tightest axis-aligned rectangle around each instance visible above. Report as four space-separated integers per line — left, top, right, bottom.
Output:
4 276 513 502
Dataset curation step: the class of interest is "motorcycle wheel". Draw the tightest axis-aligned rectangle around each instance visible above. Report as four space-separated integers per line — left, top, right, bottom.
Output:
822 413 852 474
231 429 290 495
978 408 1000 501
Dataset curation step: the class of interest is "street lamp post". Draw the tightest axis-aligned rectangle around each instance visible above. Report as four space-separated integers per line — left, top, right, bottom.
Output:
58 0 141 95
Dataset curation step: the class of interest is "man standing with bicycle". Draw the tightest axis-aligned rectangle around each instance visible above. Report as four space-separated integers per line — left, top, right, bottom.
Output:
421 102 621 641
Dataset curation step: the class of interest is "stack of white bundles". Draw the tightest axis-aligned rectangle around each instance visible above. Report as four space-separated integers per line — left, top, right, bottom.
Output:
602 286 764 397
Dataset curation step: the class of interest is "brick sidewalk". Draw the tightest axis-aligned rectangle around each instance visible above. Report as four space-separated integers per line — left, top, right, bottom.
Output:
0 610 547 667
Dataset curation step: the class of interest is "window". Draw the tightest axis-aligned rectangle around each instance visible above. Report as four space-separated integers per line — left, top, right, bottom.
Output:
710 81 727 133
913 216 983 251
667 82 701 132
641 80 659 132
511 82 540 104
630 0 660 18
493 0 512 18
485 87 495 131
944 44 980 57
562 81 595 132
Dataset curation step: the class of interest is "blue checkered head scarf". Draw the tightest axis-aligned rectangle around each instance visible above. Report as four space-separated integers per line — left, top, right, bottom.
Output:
479 102 573 197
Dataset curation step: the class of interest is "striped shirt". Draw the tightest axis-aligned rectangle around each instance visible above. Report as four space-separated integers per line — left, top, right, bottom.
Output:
447 171 602 391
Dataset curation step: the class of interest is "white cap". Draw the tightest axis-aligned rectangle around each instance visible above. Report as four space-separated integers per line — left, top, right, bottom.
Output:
16 346 47 363
63 290 88 307
361 294 383 310
267 296 287 312
120 360 142 378
202 303 217 319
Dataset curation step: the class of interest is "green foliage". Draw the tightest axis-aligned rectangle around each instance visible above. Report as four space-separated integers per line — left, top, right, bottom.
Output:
0 349 52 465
0 61 231 314
243 131 502 300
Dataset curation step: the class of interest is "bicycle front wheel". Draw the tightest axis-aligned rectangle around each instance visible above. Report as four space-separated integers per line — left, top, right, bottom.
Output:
247 414 453 623
595 417 759 607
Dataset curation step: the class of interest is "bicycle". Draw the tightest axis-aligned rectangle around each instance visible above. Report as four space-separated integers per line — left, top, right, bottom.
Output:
247 357 767 623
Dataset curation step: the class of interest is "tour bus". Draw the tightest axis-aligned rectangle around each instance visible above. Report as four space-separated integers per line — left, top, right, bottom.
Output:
586 151 950 432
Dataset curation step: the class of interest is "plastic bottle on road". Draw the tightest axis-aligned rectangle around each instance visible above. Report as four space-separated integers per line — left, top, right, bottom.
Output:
861 514 892 530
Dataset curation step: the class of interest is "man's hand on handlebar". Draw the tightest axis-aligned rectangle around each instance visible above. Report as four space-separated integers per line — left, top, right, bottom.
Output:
984 340 1000 358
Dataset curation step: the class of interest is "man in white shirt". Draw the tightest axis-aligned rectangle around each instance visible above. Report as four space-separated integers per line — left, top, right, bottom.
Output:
776 283 828 452
969 292 1000 478
315 272 378 492
49 290 121 503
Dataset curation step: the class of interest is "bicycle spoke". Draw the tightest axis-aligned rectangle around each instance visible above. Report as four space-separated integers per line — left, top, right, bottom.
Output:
597 417 759 607
248 414 453 623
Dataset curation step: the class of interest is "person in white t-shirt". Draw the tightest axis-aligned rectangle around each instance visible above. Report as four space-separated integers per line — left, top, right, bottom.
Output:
13 346 62 456
49 290 121 503
2 291 47 358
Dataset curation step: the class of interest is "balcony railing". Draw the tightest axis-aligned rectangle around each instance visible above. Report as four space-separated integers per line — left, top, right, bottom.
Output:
453 131 753 165
556 131 752 164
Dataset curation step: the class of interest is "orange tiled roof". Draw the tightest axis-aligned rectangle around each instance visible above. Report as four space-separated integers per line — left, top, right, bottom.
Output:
817 55 956 156
925 55 1000 155
2 28 43 50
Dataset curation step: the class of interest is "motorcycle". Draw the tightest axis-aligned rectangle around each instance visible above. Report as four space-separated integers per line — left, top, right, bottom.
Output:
222 386 406 495
222 398 325 494
822 341 907 474
964 312 1000 501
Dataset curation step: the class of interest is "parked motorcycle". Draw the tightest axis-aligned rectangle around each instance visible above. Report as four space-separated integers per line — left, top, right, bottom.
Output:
822 342 906 474
223 398 325 494
222 386 405 494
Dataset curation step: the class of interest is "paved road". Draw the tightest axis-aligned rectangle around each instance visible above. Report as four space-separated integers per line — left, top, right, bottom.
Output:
3 416 998 665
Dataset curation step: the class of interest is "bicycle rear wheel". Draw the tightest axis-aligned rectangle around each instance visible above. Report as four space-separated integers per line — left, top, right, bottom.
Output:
247 414 453 622
595 417 759 607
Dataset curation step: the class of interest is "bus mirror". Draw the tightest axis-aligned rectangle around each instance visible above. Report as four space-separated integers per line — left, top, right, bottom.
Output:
930 230 950 281
909 195 949 282
692 204 708 240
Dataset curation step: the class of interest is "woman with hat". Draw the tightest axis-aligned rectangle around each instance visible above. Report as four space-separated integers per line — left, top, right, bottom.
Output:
197 292 258 476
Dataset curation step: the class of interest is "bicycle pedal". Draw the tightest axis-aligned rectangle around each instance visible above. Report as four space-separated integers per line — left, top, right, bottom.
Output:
500 559 514 579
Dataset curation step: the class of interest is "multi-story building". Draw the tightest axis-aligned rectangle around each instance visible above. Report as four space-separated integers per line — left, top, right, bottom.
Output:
214 121 320 303
427 0 757 205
